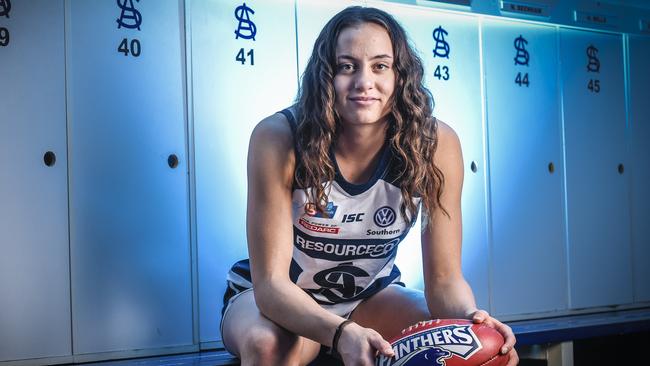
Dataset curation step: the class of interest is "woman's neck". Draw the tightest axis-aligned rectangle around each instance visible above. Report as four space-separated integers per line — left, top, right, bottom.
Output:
336 121 388 159
334 121 388 184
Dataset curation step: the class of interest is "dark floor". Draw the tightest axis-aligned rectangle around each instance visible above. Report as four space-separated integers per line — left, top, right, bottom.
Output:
573 330 650 365
73 331 650 366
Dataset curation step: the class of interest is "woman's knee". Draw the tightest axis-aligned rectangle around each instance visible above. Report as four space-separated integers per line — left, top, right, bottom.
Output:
351 285 431 339
240 325 303 364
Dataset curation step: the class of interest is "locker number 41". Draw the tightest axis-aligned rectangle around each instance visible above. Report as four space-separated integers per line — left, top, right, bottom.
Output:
236 48 255 65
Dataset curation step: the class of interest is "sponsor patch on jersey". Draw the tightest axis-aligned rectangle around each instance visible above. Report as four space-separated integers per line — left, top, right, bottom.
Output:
294 232 399 260
305 201 338 218
342 213 365 223
366 228 401 236
299 218 340 234
374 206 397 227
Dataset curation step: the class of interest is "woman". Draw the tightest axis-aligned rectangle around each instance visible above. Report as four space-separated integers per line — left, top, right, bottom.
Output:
221 6 518 366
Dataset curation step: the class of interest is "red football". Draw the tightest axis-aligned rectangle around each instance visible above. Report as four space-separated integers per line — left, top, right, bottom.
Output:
376 319 509 366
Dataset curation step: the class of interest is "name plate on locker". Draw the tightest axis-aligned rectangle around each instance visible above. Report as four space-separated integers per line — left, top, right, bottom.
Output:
500 1 549 18
420 0 471 7
574 11 617 28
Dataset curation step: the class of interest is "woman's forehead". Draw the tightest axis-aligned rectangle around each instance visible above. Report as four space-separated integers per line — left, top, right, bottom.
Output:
335 23 393 57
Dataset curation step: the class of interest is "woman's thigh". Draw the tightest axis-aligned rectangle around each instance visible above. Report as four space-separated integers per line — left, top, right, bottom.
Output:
350 284 431 341
221 290 322 365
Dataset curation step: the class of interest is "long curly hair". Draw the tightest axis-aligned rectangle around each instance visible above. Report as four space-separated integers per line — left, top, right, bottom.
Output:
294 6 446 224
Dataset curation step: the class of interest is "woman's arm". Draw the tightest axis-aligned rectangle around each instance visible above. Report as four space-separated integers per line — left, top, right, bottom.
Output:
246 113 393 360
420 120 475 318
421 120 518 365
246 113 341 346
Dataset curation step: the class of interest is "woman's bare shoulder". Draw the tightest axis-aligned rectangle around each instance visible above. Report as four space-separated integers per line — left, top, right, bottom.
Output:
248 111 296 187
434 118 461 156
250 111 294 149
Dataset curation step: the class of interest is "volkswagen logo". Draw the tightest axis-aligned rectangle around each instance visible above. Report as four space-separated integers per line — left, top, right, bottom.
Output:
374 206 396 227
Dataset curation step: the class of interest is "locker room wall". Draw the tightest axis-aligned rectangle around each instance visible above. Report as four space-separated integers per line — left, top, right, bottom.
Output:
0 0 649 364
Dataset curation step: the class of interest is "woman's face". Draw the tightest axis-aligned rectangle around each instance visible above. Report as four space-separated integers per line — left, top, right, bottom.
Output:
333 22 396 128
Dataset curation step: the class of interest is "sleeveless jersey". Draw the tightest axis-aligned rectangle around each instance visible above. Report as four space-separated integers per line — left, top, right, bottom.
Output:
222 108 421 317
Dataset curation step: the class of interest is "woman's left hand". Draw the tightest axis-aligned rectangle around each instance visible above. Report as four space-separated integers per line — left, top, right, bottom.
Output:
468 309 519 366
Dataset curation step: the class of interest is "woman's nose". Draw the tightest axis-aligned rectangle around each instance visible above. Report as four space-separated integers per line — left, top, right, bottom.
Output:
353 67 374 91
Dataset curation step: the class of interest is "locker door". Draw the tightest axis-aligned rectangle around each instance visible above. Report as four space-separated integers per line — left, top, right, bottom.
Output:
628 35 650 303
190 0 298 344
482 20 567 316
0 1 71 361
67 0 192 353
560 29 632 309
372 2 490 311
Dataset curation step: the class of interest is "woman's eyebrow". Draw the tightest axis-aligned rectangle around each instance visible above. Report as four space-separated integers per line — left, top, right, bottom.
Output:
337 54 393 61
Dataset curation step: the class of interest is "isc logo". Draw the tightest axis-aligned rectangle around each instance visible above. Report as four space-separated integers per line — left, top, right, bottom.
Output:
342 213 364 223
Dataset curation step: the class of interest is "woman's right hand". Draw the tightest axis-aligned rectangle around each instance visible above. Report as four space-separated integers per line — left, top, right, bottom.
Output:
336 322 395 366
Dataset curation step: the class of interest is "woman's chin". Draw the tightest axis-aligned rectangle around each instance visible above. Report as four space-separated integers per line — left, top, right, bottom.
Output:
340 111 388 126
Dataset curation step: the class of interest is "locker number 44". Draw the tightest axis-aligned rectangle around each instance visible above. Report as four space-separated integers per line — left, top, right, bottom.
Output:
515 72 529 87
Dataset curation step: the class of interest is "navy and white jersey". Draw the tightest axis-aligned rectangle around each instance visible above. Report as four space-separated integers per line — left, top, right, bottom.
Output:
223 108 421 317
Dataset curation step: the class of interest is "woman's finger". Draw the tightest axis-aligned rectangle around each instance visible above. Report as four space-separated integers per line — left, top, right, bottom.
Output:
505 347 519 366
471 309 490 323
369 332 394 357
491 319 516 353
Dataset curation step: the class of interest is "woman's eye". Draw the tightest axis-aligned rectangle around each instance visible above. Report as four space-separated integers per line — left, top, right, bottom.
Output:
375 63 390 70
338 63 355 72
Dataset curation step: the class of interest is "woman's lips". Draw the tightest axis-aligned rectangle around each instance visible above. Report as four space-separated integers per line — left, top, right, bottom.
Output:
349 97 378 106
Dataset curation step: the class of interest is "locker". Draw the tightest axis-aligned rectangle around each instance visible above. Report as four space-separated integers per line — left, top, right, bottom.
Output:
190 0 298 344
0 1 71 361
371 1 490 311
560 29 633 308
67 0 193 353
482 19 568 316
628 35 650 303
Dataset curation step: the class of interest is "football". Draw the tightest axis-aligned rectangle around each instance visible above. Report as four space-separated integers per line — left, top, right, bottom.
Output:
376 319 509 366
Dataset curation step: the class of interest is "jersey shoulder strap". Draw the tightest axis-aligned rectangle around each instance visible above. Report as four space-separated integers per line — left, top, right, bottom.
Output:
278 108 297 136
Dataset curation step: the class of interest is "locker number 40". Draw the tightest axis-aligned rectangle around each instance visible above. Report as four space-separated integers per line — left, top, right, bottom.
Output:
118 38 141 57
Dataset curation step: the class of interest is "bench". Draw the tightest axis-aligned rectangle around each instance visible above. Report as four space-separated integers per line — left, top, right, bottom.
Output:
209 307 650 365
100 307 649 366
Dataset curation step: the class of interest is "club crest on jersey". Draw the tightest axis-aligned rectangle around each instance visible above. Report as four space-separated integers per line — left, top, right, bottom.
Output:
305 202 338 218
376 324 483 366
